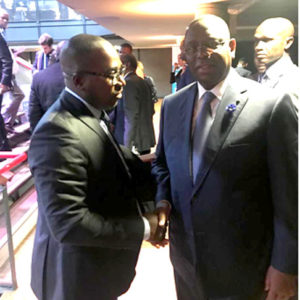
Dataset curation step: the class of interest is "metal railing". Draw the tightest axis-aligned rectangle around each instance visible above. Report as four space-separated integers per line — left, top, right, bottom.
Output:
0 152 28 293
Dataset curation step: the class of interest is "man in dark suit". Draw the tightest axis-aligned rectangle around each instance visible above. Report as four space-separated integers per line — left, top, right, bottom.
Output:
29 41 66 131
29 34 163 300
235 57 252 77
111 53 155 155
253 17 299 109
32 33 55 74
152 15 297 300
0 8 12 150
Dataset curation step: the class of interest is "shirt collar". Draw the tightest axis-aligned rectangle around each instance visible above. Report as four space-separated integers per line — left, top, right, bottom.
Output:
65 87 102 119
265 55 292 80
196 71 230 101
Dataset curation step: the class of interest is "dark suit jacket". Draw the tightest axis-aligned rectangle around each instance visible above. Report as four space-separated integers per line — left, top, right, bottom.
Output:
152 70 298 298
177 66 195 91
0 33 12 86
235 66 252 78
29 91 146 300
111 72 155 152
29 62 65 131
32 49 54 73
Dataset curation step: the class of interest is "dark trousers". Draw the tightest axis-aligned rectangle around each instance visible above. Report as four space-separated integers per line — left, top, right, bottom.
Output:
0 94 11 151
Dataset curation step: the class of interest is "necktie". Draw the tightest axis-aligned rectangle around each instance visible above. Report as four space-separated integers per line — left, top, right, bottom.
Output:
192 91 215 183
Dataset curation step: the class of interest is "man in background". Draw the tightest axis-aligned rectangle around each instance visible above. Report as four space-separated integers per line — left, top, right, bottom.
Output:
235 57 252 77
0 8 12 150
32 33 55 74
253 17 299 108
110 54 155 155
29 41 65 131
120 42 133 56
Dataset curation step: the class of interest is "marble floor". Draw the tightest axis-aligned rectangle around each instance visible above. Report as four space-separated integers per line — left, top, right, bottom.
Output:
1 231 177 300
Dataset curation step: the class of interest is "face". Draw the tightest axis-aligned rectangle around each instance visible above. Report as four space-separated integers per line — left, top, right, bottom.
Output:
120 46 132 55
184 21 235 90
0 12 9 29
41 44 52 54
75 48 125 110
254 24 289 69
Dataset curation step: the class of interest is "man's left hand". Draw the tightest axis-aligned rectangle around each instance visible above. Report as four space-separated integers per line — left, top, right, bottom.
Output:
265 265 297 300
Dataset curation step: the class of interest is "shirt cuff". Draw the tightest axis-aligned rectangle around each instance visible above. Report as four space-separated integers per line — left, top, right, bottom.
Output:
156 199 172 209
142 216 151 240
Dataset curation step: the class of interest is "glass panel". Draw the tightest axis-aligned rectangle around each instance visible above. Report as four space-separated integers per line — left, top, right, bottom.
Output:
2 0 37 21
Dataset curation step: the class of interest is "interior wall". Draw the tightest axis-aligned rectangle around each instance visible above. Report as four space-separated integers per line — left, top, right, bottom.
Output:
133 48 172 98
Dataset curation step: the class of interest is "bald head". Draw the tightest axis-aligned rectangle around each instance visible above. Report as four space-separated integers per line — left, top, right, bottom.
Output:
183 14 235 90
186 14 230 44
0 8 9 30
61 34 118 76
256 18 294 41
254 17 295 71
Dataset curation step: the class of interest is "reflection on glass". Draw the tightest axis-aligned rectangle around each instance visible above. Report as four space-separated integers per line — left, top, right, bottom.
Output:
1 0 83 21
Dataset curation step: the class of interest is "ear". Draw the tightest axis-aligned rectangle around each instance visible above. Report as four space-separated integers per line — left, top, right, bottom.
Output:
229 38 236 59
73 74 85 89
285 36 294 50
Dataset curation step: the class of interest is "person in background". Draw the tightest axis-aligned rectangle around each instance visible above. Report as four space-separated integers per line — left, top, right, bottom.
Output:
152 14 297 300
32 33 55 74
0 19 25 134
29 41 66 131
235 57 252 77
120 42 133 56
110 54 155 155
136 60 158 103
253 17 299 109
0 8 13 150
170 54 185 92
29 34 164 300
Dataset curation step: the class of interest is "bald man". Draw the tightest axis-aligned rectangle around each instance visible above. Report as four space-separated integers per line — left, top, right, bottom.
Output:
254 17 299 108
29 34 162 300
153 14 297 300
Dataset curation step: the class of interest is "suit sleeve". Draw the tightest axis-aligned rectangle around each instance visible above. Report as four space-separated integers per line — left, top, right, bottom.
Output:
152 98 172 203
267 93 298 274
28 121 144 249
0 35 12 86
123 79 139 149
29 75 44 131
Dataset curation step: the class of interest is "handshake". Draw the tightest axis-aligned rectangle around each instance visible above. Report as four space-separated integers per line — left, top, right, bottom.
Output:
143 204 171 248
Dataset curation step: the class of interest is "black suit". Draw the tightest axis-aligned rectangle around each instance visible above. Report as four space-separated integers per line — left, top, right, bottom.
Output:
29 90 147 300
0 32 12 150
29 62 65 131
235 66 252 78
111 72 155 153
152 70 297 299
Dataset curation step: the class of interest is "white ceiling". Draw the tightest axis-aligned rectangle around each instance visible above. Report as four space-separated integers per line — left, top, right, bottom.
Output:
57 0 298 49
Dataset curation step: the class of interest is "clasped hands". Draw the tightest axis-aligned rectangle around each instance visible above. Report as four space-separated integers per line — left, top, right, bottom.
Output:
144 205 170 248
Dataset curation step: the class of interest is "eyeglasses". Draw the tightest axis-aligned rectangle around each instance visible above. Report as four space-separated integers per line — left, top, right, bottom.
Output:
66 66 126 83
184 40 226 56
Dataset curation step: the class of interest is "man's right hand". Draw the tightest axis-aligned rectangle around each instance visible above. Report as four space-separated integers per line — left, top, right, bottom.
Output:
144 211 168 248
0 84 10 95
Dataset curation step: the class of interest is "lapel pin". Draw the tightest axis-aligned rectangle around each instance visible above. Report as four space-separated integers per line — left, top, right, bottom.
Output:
226 103 237 112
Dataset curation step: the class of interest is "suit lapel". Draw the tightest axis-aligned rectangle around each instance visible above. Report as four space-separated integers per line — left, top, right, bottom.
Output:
179 83 198 183
191 73 249 199
61 91 132 179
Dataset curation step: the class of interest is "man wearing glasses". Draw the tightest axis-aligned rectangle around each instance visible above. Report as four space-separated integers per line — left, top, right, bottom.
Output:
29 34 164 300
153 15 297 300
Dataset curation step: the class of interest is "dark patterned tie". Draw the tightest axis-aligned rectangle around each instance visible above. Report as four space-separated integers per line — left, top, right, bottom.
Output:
192 91 215 183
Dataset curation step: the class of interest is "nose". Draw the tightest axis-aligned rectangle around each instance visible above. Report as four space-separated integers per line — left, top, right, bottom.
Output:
112 75 125 92
196 46 212 59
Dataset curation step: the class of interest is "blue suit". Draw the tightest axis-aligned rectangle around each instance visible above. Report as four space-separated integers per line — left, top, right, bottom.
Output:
152 70 298 299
